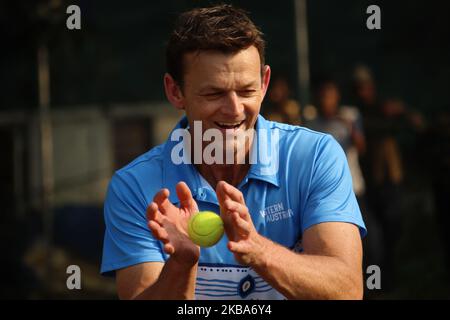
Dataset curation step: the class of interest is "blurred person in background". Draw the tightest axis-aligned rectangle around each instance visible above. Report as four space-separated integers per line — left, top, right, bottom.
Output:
307 79 384 276
262 75 301 125
352 65 425 292
353 65 401 291
308 80 366 196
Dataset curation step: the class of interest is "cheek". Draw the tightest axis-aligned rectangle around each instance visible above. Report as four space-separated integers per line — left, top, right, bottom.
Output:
186 100 222 119
245 98 262 114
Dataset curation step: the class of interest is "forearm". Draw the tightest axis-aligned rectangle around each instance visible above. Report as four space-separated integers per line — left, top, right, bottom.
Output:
251 237 363 300
135 258 198 300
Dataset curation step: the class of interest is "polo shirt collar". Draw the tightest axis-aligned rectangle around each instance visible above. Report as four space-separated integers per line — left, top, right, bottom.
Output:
244 115 280 188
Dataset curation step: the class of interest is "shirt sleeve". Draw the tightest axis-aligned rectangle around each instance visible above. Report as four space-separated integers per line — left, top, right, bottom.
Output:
301 134 367 237
101 172 166 276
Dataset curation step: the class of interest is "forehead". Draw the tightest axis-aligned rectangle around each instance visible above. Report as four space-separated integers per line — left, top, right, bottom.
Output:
183 46 262 89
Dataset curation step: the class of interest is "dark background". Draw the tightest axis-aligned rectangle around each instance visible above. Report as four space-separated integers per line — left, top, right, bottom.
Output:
2 1 449 113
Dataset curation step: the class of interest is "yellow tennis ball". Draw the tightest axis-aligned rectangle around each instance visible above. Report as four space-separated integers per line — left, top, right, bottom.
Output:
188 211 224 247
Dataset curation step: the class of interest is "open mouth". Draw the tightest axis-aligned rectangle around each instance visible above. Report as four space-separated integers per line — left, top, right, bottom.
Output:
214 120 245 130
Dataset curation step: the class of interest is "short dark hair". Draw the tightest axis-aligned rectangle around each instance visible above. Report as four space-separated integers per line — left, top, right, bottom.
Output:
166 4 266 86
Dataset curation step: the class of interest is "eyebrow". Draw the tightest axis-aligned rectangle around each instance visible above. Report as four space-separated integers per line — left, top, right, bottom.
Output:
198 82 259 93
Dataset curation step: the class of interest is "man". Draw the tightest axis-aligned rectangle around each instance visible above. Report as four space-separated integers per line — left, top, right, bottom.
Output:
101 4 366 300
263 75 302 125
308 80 366 197
307 80 384 291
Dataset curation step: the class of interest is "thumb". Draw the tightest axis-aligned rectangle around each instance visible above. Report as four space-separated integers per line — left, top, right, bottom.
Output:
227 240 248 254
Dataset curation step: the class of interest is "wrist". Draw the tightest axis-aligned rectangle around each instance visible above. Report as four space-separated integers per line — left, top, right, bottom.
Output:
170 246 201 267
251 233 271 270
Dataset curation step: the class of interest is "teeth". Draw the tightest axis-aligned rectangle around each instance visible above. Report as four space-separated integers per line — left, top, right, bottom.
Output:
217 121 242 126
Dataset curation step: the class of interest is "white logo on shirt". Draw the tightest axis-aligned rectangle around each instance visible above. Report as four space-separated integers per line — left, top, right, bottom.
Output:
259 202 293 222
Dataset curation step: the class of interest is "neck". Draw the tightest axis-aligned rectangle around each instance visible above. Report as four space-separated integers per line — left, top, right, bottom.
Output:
196 162 250 190
195 137 253 190
188 122 257 190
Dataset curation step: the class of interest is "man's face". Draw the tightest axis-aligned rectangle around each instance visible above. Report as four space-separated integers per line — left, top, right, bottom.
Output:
179 46 270 140
318 84 340 117
356 81 376 105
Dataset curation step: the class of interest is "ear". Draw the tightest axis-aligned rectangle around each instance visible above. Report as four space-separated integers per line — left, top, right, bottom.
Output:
261 65 271 100
164 73 184 110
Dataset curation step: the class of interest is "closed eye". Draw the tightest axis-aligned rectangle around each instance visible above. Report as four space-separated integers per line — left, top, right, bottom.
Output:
238 90 257 97
200 92 224 98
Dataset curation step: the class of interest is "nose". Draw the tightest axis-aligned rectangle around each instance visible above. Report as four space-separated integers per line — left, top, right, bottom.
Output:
221 91 244 117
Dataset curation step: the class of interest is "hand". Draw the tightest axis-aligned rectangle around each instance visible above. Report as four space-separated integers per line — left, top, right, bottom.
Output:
216 181 268 266
147 181 200 265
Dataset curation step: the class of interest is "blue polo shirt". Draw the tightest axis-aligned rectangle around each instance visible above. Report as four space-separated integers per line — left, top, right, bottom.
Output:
101 115 366 299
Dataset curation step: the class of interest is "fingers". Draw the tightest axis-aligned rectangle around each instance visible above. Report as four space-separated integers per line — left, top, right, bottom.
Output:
147 201 170 242
216 180 228 203
176 181 197 211
228 241 239 252
230 211 251 235
147 200 169 243
148 220 169 243
153 188 172 214
216 181 245 205
216 182 253 237
220 202 252 239
216 181 246 219
223 199 252 223
227 240 248 254
146 202 163 224
163 243 175 255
